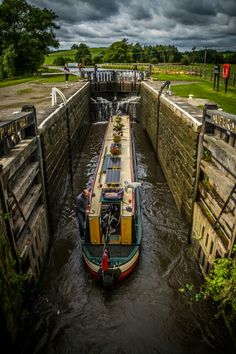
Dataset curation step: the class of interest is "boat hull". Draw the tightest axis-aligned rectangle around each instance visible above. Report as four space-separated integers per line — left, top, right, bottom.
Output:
83 246 140 283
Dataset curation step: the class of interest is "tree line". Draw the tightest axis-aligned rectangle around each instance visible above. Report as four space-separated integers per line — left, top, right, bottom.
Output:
56 39 236 67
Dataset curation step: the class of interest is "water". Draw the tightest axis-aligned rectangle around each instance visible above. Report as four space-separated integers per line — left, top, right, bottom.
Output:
18 123 234 354
91 96 140 122
117 96 141 121
91 97 115 122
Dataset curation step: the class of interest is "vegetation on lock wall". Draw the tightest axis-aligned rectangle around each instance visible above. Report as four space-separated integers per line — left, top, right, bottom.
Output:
0 217 25 343
180 246 236 328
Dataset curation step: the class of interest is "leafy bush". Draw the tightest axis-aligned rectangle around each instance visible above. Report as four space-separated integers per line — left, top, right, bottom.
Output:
53 56 71 66
0 0 59 77
150 57 159 64
202 252 236 322
180 56 190 65
179 247 236 325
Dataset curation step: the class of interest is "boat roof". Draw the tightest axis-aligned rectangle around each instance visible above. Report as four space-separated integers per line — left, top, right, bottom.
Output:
89 115 134 217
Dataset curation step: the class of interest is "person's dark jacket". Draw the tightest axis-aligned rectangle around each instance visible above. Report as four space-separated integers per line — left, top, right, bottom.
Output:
76 193 88 217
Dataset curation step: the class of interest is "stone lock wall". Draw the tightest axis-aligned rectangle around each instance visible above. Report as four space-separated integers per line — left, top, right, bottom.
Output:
139 83 158 149
158 95 202 222
38 83 90 228
140 82 202 224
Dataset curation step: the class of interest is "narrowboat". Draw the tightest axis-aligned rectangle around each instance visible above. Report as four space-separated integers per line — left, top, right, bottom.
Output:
82 114 142 288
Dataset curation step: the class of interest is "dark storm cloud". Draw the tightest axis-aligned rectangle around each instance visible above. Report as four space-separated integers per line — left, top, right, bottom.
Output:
29 0 122 22
126 1 153 20
160 0 236 25
27 0 236 50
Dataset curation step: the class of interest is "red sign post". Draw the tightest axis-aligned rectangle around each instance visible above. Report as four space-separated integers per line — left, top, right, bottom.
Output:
222 64 231 93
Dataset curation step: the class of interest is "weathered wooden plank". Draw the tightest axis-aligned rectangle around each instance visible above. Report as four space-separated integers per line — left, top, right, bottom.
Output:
16 205 45 252
203 135 236 178
10 162 39 202
1 138 37 179
13 184 42 237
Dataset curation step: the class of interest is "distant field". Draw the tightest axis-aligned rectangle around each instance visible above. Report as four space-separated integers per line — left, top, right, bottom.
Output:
44 49 77 65
90 47 107 57
44 47 108 65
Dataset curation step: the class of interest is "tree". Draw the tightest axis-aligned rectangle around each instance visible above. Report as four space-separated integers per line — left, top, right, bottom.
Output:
71 44 79 50
227 52 236 64
53 56 72 66
92 54 103 64
0 0 59 78
103 39 130 63
1 45 17 79
168 54 175 63
150 57 159 64
180 55 190 65
74 43 92 65
132 43 143 63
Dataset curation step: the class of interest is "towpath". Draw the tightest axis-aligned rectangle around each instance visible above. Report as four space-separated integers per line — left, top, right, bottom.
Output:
0 80 87 125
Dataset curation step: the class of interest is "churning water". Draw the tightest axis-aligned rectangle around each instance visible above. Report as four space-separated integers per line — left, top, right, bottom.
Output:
91 96 140 122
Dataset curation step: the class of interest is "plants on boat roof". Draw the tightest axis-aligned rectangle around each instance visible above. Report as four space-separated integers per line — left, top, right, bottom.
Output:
113 122 124 131
113 134 121 143
115 115 122 123
110 143 121 155
113 129 123 137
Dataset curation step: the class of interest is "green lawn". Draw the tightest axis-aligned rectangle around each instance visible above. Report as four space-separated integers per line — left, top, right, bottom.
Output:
152 73 201 81
44 50 77 65
0 76 40 87
90 47 107 57
44 47 108 65
171 80 236 115
0 74 79 88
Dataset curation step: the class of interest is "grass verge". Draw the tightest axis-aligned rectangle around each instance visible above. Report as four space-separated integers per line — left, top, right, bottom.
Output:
0 74 80 88
171 80 236 115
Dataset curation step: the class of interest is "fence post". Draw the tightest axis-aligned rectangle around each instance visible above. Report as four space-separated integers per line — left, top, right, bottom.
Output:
232 73 235 87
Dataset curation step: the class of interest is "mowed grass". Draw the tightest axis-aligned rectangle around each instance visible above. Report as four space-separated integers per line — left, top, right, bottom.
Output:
152 73 201 81
90 47 107 57
0 76 40 87
171 80 236 114
44 47 108 65
44 49 77 65
0 74 79 88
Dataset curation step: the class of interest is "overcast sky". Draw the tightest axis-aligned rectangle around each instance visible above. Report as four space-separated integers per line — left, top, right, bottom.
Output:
28 0 236 51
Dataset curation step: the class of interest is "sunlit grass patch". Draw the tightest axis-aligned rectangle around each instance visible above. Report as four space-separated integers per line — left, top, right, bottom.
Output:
172 80 236 115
